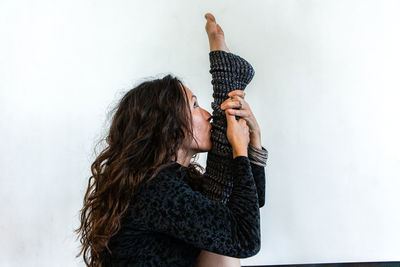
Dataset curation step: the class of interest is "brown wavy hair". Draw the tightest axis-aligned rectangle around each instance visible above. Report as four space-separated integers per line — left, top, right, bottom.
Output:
74 74 205 266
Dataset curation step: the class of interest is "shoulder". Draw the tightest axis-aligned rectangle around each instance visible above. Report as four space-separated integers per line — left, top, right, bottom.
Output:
128 164 204 222
127 163 190 215
135 163 189 197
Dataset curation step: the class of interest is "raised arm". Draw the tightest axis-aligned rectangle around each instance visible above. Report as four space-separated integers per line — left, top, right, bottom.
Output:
133 156 261 258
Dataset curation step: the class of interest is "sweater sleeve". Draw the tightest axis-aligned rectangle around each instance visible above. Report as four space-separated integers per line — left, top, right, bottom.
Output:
249 145 268 167
143 156 261 258
248 145 268 208
202 50 266 206
250 162 266 207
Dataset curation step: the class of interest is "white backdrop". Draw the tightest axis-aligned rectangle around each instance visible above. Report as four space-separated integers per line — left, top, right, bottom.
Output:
1 0 399 266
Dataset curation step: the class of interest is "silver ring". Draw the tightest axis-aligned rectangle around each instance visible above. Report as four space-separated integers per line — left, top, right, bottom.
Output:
239 102 242 109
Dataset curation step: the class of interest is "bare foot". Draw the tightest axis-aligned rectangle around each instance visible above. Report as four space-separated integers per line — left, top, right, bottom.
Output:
204 13 230 53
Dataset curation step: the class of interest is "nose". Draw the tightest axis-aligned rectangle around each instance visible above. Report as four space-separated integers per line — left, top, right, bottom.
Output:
204 109 212 120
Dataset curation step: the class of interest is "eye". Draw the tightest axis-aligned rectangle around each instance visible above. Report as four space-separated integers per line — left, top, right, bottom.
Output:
193 101 198 108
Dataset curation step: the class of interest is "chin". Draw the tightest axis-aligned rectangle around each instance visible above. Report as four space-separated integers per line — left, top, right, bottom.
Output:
205 141 213 152
196 137 212 153
197 143 212 153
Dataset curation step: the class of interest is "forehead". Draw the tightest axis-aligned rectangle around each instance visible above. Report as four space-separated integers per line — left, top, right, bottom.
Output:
183 85 191 95
183 85 195 100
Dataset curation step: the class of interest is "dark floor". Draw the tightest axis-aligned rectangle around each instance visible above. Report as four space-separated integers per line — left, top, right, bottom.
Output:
243 262 400 267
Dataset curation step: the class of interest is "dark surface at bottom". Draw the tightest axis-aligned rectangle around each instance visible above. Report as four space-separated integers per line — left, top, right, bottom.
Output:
243 262 400 267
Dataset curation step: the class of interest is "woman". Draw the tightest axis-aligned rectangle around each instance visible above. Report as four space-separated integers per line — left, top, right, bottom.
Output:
75 13 268 266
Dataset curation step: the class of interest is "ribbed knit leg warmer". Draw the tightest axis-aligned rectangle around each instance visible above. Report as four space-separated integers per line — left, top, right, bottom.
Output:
202 50 255 205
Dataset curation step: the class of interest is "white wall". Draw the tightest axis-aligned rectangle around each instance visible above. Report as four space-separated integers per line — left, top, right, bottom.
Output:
1 0 399 266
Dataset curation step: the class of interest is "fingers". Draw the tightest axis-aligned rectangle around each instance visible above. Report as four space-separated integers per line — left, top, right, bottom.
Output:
225 109 237 123
228 90 245 98
226 108 246 117
226 110 248 134
220 99 242 110
221 94 246 110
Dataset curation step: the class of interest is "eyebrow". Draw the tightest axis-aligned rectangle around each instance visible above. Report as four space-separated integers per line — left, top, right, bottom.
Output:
191 95 197 100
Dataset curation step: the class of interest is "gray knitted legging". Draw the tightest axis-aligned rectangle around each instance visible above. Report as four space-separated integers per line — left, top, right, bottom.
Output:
202 50 255 205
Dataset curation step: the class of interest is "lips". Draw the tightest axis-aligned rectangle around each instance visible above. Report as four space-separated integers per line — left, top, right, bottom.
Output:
207 116 213 131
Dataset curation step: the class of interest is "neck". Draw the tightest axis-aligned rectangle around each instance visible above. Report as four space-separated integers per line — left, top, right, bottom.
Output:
176 147 195 167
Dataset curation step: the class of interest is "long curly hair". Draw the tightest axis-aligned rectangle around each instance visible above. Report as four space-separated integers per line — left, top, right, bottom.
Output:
74 74 205 266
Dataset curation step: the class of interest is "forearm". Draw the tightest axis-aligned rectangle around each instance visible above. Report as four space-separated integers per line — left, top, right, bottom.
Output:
250 130 262 149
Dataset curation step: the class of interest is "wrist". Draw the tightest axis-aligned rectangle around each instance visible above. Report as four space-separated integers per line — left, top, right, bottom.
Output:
249 126 260 136
232 146 248 158
249 132 262 149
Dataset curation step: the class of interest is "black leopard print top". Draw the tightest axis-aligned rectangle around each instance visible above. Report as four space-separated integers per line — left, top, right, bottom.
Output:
101 50 268 266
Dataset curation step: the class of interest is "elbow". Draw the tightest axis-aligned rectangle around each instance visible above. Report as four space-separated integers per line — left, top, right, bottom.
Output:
259 198 265 208
238 241 261 258
248 242 261 257
235 233 261 258
252 243 261 256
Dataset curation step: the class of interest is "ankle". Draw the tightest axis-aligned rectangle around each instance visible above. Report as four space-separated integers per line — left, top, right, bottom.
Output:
210 46 230 53
209 41 230 53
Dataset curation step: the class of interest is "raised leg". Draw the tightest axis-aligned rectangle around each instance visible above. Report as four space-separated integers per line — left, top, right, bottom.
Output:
201 13 255 204
194 12 256 267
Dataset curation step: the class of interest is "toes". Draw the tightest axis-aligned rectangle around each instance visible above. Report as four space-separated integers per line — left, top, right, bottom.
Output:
216 24 224 33
205 13 216 22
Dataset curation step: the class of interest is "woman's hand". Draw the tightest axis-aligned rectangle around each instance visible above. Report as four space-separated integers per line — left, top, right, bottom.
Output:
221 90 262 149
225 109 250 158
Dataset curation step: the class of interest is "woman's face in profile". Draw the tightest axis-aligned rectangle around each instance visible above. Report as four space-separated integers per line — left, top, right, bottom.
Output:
182 85 213 153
